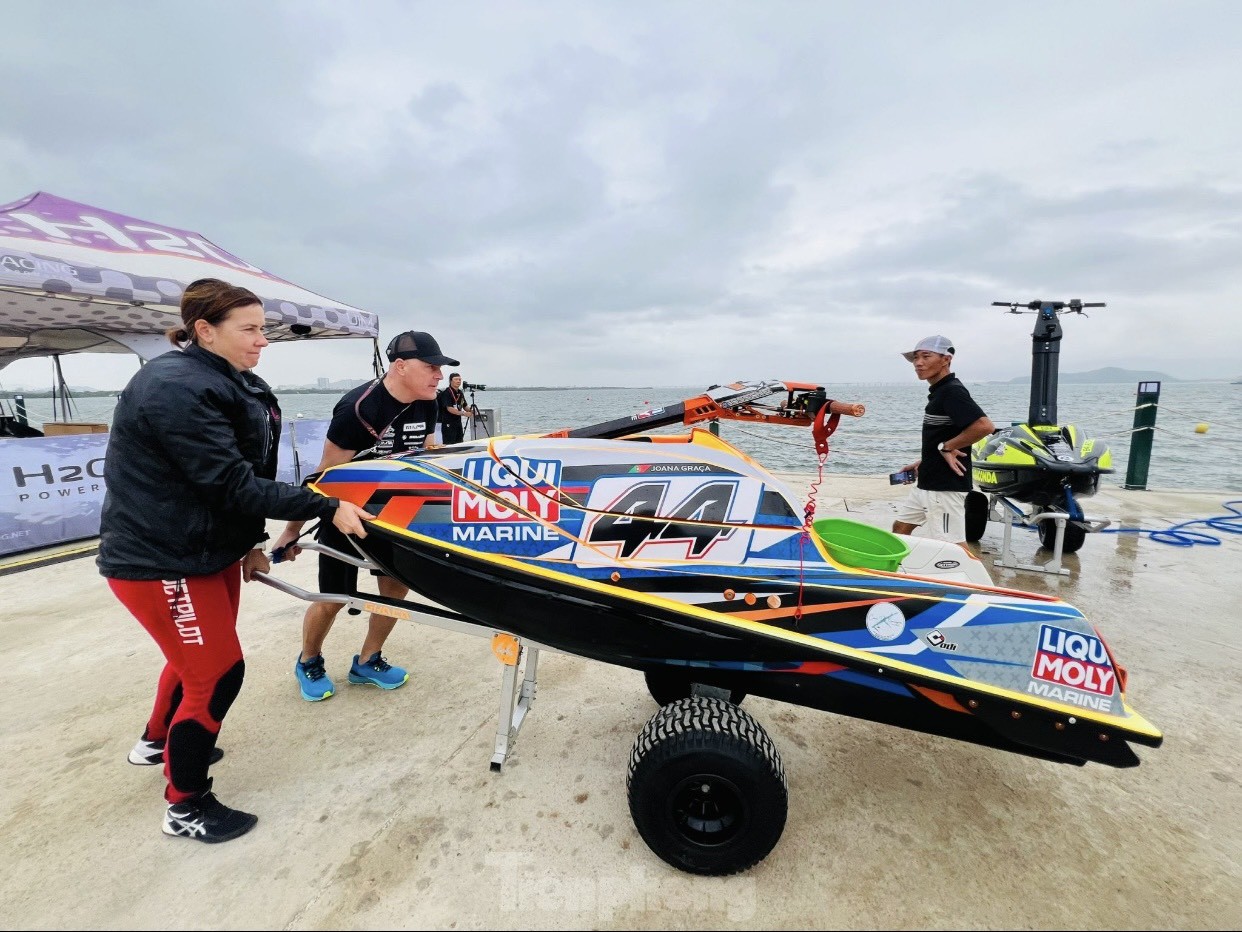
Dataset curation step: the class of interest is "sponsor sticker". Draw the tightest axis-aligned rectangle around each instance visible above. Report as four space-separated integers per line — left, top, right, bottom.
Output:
1026 681 1114 713
865 603 906 642
453 456 562 523
925 629 958 651
1030 624 1115 696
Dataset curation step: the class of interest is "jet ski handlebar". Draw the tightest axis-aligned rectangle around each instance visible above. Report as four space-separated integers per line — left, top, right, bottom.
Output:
548 379 864 440
993 299 1106 315
993 299 1107 426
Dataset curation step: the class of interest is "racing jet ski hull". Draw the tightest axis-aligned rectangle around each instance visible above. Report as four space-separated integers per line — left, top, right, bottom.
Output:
312 429 1159 770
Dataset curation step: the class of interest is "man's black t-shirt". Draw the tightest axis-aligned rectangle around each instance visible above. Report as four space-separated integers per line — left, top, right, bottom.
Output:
327 379 438 457
436 386 466 445
918 374 986 493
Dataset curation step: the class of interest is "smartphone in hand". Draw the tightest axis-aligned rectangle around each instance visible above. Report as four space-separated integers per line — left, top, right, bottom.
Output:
889 469 915 485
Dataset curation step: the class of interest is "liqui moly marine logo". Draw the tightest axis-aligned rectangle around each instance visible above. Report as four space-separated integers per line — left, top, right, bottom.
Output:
453 456 562 523
1031 624 1115 696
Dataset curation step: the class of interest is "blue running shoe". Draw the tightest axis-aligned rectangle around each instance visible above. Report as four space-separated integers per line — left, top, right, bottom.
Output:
348 652 408 690
296 654 335 701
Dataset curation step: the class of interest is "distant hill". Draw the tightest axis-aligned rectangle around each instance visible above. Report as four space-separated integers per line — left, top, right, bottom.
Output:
1008 367 1180 384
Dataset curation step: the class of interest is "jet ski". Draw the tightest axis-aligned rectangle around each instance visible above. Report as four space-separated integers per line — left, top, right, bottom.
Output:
289 379 1159 875
970 300 1114 553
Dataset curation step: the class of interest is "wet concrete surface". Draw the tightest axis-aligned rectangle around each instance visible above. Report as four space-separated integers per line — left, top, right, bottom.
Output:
1 477 1239 929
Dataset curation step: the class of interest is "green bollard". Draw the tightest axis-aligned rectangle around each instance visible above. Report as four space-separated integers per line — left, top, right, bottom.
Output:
1124 381 1160 490
708 419 720 436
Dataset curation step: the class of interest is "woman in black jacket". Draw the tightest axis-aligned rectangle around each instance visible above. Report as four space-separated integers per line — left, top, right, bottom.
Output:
99 278 372 844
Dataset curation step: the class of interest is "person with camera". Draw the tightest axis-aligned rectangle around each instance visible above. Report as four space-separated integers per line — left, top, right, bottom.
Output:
270 330 459 702
891 335 994 545
437 372 470 445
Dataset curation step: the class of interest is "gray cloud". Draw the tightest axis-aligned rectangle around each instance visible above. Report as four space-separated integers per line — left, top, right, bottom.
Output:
2 0 1241 391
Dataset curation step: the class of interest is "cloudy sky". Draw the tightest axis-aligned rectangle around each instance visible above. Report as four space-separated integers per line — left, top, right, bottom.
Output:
2 1 1240 389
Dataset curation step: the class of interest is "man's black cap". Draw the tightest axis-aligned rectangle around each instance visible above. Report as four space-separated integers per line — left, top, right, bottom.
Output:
385 330 459 366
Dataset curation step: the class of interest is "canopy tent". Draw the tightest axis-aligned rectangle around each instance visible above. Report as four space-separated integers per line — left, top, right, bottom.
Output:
0 192 379 370
0 193 378 556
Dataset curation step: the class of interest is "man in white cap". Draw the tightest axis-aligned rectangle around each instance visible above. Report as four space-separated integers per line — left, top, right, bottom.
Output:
892 335 994 545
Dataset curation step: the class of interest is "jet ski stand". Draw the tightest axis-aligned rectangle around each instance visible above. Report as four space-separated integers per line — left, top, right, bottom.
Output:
255 540 544 772
987 494 1110 576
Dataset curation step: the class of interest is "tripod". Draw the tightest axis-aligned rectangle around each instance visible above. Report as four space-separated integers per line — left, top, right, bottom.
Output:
465 387 490 439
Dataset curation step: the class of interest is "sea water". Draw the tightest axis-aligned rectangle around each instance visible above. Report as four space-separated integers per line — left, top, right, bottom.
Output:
8 381 1240 492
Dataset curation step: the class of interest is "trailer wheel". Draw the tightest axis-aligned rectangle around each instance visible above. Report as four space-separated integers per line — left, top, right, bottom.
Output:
1038 517 1087 553
627 697 787 876
644 669 747 707
965 490 989 543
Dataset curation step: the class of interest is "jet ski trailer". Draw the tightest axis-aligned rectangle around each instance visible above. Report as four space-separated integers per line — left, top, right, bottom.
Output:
258 379 1161 876
969 300 1115 575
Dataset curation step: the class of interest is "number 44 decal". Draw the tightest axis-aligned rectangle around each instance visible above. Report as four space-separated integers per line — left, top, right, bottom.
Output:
585 480 739 558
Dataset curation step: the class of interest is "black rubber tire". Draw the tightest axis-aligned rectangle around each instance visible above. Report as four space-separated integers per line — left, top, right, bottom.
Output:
644 668 746 707
965 490 989 543
627 696 787 876
1037 516 1087 553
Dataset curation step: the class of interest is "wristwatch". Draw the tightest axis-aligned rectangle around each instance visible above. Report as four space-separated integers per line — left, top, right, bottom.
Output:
938 442 952 453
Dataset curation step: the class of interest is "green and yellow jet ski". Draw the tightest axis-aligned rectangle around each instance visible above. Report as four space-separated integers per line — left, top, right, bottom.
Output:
970 300 1114 553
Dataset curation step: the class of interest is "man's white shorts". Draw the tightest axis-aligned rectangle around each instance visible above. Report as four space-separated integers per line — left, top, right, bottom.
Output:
895 488 968 543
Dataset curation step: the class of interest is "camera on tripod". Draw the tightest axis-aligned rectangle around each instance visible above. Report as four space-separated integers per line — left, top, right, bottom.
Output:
458 380 491 438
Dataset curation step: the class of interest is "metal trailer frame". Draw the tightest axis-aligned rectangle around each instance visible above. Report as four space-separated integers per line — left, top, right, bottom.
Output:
987 494 1110 576
254 540 548 771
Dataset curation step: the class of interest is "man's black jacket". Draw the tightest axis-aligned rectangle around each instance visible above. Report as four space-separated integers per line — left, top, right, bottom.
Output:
98 344 336 580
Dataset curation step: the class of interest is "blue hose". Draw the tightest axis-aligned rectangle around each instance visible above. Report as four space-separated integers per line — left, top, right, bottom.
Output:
1098 499 1242 548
